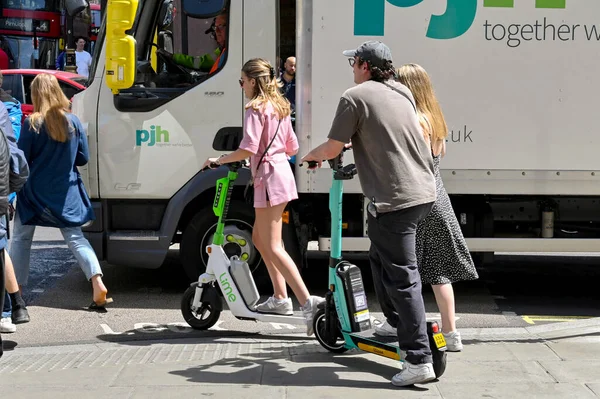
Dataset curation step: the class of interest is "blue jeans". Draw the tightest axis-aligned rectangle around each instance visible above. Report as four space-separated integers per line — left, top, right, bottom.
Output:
8 210 102 286
1 292 9 319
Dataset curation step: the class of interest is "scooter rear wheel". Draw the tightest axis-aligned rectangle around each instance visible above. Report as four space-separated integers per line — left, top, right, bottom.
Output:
313 309 348 353
181 285 221 330
432 346 447 378
427 322 447 378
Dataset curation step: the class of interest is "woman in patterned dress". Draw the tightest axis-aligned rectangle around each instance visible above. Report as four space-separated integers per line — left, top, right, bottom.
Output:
395 64 479 352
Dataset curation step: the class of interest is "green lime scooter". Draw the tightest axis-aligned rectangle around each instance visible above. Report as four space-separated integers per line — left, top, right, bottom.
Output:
303 152 447 378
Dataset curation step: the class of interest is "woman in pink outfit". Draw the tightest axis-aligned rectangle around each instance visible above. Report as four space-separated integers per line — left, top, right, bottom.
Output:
202 58 323 336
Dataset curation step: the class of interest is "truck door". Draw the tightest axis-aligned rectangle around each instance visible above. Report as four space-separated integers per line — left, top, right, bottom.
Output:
97 0 243 200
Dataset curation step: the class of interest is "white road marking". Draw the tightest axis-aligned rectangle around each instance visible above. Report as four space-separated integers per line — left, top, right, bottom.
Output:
269 323 297 330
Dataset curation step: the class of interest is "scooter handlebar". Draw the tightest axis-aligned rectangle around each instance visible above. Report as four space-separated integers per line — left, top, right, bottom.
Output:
201 160 247 172
299 145 352 169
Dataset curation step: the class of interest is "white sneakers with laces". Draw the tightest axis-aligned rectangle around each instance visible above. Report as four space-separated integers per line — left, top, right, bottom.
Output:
0 317 16 333
256 296 293 316
255 295 324 336
391 362 436 387
374 319 464 352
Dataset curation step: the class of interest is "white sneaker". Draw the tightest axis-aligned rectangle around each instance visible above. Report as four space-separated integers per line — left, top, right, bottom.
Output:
256 296 293 315
0 317 16 333
391 362 436 387
301 296 325 336
443 331 463 352
374 320 397 337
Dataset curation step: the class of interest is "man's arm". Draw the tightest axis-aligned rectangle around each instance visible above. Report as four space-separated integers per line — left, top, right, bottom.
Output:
0 104 28 194
172 49 220 71
7 102 22 141
301 96 358 167
300 139 346 168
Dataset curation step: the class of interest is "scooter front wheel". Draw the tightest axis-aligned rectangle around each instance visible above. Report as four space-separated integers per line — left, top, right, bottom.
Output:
181 285 222 330
313 309 348 353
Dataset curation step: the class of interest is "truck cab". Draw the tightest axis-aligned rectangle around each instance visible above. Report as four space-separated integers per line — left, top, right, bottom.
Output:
73 0 285 282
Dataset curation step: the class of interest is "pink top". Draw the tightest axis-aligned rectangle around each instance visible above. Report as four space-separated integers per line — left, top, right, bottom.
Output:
239 102 299 208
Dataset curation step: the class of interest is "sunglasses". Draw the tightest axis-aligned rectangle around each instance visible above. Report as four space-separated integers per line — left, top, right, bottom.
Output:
238 78 244 87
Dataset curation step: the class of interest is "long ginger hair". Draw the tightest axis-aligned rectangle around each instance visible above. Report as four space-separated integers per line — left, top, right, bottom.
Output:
29 73 72 142
396 64 448 143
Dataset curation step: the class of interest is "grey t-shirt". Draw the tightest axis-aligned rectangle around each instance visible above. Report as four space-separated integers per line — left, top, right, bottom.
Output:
327 80 436 213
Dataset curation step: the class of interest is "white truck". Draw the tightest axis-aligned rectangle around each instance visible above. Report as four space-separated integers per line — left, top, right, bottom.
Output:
72 0 600 282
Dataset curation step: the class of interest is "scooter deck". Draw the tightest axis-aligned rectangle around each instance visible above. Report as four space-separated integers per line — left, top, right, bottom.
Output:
352 329 399 344
347 329 402 360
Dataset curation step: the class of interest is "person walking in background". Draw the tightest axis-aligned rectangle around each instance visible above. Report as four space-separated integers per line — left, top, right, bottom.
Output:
389 63 479 351
0 70 29 333
0 98 29 357
8 74 111 310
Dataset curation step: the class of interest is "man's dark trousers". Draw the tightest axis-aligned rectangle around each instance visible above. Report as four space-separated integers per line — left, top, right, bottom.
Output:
367 202 433 365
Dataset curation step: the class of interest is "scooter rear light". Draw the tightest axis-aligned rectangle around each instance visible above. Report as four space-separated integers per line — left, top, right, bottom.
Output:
432 322 439 333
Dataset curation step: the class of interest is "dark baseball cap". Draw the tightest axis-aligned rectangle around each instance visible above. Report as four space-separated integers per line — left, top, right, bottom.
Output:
343 40 393 69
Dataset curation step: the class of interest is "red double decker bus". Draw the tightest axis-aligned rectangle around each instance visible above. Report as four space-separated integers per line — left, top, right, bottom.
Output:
0 0 62 69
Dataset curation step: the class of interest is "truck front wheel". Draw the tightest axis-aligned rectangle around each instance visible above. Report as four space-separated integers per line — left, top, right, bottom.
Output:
180 201 268 287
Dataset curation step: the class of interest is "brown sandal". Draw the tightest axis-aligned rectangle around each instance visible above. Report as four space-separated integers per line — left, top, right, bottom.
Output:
89 297 114 310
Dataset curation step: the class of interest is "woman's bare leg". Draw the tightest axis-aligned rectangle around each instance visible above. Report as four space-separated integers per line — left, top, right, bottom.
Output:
253 219 288 299
255 202 309 305
432 283 456 333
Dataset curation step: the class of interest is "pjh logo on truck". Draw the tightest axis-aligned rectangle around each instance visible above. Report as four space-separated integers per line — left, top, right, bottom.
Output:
353 0 600 48
135 125 170 146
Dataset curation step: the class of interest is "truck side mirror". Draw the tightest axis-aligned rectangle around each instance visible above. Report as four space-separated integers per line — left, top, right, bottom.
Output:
105 0 139 94
65 0 89 17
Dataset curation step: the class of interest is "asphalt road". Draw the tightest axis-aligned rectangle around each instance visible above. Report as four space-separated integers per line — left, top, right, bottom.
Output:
3 227 600 349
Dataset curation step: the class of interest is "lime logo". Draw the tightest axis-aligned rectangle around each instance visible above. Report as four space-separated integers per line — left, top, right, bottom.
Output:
354 0 566 39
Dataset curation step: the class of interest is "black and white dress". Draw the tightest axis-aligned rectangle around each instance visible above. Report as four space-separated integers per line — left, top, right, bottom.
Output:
415 152 479 285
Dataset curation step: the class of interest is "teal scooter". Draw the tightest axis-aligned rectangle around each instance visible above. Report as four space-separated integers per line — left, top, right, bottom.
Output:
303 152 447 378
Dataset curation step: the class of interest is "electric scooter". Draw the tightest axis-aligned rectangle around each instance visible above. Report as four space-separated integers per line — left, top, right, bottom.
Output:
305 152 448 379
180 161 307 330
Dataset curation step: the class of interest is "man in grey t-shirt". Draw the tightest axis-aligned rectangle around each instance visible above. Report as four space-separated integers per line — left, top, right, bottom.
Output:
301 40 437 387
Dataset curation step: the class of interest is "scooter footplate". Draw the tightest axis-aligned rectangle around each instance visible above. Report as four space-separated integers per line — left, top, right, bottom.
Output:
352 329 399 346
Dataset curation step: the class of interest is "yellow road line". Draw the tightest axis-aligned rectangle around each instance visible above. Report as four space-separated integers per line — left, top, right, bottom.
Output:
522 315 594 325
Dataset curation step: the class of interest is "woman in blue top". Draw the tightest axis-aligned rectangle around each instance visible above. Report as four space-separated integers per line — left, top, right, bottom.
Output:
8 73 112 310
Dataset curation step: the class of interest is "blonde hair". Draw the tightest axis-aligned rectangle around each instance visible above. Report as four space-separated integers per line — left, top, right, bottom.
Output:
242 58 291 119
395 64 448 143
29 73 72 143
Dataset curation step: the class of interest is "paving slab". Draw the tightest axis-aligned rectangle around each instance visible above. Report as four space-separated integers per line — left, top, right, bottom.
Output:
0 387 134 399
586 383 600 397
437 382 597 399
455 342 560 362
115 360 264 386
130 385 286 398
437 360 555 384
286 385 442 398
262 354 394 390
546 340 600 360
0 365 124 388
538 360 600 383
